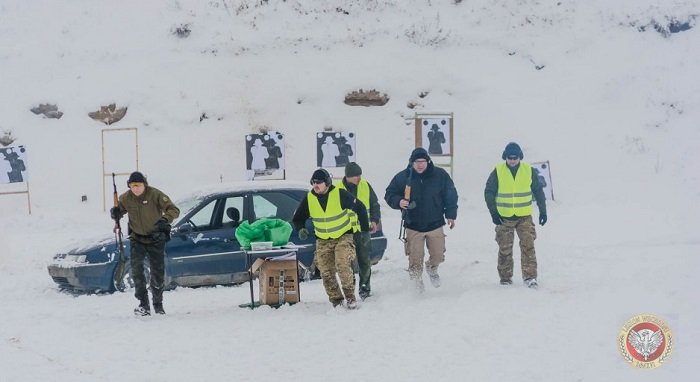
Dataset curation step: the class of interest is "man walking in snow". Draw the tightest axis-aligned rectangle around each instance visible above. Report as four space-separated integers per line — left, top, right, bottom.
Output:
484 142 547 288
385 147 458 292
335 162 381 299
111 171 180 315
292 168 370 309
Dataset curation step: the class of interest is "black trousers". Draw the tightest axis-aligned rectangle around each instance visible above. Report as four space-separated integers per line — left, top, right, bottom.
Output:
353 231 372 291
130 239 166 304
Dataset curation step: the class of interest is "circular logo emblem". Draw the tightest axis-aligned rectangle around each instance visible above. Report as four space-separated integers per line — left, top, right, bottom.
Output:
618 314 673 368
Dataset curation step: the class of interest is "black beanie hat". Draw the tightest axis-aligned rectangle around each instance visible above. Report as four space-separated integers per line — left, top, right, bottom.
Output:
127 171 147 186
409 147 431 163
344 162 362 177
501 142 524 160
310 168 332 186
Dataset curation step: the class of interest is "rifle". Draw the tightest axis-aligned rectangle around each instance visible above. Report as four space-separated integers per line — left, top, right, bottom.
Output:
398 166 417 242
112 173 127 291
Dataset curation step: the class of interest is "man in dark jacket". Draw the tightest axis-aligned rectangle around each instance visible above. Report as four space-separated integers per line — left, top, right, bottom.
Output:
484 142 546 289
385 148 458 292
111 171 180 316
292 168 369 309
335 162 381 299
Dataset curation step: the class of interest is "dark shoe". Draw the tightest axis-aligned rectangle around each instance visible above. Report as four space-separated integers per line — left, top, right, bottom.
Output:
414 278 425 293
425 263 441 288
342 288 356 305
429 273 441 288
500 279 513 285
331 298 344 308
153 303 165 315
359 285 371 300
134 298 150 316
525 278 538 289
134 306 151 316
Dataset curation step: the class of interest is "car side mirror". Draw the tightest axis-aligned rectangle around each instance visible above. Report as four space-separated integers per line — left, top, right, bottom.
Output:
174 222 193 235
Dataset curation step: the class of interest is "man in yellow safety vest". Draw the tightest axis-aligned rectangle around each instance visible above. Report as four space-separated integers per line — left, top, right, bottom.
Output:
335 162 381 300
292 168 370 309
484 142 547 289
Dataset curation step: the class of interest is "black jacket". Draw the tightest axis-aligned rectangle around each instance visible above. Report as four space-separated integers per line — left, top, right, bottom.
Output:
385 162 458 232
484 162 546 219
292 185 369 235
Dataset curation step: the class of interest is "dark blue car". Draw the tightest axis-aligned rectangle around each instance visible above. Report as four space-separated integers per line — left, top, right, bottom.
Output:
48 182 387 293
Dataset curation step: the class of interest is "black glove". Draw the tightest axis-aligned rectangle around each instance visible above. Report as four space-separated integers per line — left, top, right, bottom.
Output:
298 228 309 241
539 213 547 226
110 207 123 220
155 217 171 233
491 213 502 225
151 231 168 243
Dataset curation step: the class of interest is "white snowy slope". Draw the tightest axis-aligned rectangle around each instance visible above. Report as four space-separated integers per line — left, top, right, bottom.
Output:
0 1 698 381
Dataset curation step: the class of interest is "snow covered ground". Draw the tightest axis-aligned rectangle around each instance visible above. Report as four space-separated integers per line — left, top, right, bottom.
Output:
1 1 698 380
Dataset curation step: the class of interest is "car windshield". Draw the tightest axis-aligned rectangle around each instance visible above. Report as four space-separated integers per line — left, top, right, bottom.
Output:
172 194 206 225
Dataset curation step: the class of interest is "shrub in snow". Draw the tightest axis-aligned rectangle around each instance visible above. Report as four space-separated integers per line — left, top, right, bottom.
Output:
618 4 697 38
404 13 451 47
636 16 695 37
88 104 128 125
0 131 16 147
407 101 423 109
30 104 63 119
344 89 390 106
172 24 192 38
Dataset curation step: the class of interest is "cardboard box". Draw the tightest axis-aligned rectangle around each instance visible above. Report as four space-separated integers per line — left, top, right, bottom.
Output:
251 256 299 305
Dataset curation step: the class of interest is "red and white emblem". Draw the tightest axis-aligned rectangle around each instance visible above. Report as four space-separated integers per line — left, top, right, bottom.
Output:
618 314 673 368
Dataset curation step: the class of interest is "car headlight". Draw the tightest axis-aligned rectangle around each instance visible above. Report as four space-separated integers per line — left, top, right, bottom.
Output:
68 254 87 263
53 253 87 263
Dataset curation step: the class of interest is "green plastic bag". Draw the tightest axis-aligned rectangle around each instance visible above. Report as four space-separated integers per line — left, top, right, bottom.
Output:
235 218 292 249
235 221 266 249
262 218 293 246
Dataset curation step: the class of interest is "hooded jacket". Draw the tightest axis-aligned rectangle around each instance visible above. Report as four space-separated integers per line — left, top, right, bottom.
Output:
385 160 458 232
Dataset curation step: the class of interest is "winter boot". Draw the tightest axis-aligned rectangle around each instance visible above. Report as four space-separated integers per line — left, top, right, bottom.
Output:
426 263 441 288
525 278 538 289
343 288 357 307
414 278 425 293
134 298 151 316
429 273 440 288
330 298 344 308
153 303 165 315
500 278 513 285
359 284 371 300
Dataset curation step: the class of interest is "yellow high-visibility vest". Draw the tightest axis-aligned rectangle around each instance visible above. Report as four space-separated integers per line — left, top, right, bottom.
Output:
496 162 533 217
335 179 370 233
307 188 352 239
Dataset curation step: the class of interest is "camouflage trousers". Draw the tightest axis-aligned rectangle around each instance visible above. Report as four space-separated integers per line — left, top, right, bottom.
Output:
315 233 357 305
495 216 537 281
130 239 166 305
404 227 446 279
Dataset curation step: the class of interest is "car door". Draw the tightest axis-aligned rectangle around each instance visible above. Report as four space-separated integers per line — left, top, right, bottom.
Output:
248 189 316 268
166 194 247 287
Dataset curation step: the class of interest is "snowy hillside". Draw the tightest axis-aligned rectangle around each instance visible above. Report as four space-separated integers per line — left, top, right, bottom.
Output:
1 1 698 381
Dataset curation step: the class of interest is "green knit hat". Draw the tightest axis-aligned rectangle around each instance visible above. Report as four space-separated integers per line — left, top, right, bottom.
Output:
344 162 362 177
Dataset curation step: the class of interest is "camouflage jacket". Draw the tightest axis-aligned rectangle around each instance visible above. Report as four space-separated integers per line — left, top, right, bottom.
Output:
118 186 180 238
